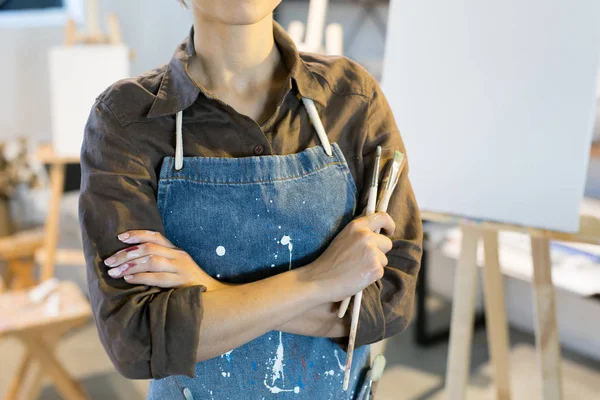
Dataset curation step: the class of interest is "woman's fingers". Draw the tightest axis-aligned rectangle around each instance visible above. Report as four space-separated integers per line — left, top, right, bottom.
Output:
117 230 175 248
104 241 178 267
371 233 394 253
108 255 174 278
363 212 395 235
123 272 181 288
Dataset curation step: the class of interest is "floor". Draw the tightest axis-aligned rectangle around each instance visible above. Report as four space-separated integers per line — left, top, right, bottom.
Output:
2 283 599 399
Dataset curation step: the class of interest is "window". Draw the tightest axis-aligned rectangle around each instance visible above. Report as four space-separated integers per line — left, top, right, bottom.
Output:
0 0 83 28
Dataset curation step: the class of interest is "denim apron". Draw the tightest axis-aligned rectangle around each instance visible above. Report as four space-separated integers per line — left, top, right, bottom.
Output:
148 98 370 400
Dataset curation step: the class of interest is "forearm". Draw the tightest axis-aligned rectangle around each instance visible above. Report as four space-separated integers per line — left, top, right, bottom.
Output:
277 301 351 338
209 278 351 339
196 265 325 362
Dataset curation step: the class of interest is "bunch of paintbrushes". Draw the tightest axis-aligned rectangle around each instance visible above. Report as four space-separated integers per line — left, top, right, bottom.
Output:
339 146 406 390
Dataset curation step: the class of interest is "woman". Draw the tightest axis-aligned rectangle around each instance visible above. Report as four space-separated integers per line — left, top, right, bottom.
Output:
79 0 422 399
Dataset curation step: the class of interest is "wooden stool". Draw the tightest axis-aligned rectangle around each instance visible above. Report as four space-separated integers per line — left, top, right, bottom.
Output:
0 281 92 400
0 229 45 291
422 208 600 400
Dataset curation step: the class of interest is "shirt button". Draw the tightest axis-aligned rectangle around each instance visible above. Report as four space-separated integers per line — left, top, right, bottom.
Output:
254 145 264 155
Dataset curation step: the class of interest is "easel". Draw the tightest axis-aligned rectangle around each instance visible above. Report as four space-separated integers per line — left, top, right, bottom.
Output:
424 208 600 400
287 0 344 55
0 2 125 398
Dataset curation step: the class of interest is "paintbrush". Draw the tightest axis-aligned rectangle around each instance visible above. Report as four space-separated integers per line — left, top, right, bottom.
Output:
342 150 405 391
338 146 382 319
357 354 386 400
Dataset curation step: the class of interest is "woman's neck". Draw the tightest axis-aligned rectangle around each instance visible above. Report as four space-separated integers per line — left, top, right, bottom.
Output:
190 11 279 94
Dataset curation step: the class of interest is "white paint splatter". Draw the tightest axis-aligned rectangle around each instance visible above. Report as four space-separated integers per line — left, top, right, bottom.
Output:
270 332 285 385
278 226 281 229
216 274 221 278
220 350 233 362
263 381 300 394
274 255 278 258
262 331 301 394
302 201 306 204
271 264 275 268
281 235 293 270
270 200 273 203
216 246 226 256
324 370 335 376
334 349 345 371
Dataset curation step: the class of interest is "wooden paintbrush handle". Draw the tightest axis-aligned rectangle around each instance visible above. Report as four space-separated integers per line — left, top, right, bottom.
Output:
343 290 363 390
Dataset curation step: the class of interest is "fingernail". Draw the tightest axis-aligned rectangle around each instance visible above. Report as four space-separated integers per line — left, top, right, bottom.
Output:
124 275 133 280
109 262 135 277
118 232 130 241
104 256 116 266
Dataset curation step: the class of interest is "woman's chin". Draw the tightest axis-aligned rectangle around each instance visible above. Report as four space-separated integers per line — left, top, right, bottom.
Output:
194 0 281 26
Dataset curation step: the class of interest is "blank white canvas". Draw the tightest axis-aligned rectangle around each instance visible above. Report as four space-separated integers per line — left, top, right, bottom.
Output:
382 0 600 232
49 45 129 157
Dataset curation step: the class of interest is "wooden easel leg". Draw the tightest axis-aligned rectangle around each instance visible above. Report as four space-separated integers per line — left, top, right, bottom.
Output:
23 327 70 400
7 258 37 290
530 237 563 400
20 333 89 400
482 230 511 400
41 163 65 282
445 224 481 400
25 363 46 400
3 354 33 400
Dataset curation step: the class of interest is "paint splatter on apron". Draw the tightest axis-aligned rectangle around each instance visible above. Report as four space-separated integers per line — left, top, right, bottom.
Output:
148 98 370 399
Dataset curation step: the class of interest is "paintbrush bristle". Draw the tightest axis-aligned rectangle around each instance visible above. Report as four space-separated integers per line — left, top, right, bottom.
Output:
393 151 404 163
370 354 386 382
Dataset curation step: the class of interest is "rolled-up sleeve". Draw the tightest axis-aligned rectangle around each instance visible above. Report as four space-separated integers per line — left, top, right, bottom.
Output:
79 99 205 379
354 78 423 347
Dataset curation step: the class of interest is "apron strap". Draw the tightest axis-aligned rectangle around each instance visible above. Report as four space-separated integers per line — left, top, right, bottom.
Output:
173 97 333 170
301 97 333 157
175 110 184 171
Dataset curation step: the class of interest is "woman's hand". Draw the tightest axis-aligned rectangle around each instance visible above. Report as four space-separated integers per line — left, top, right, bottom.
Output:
103 230 225 290
304 209 395 303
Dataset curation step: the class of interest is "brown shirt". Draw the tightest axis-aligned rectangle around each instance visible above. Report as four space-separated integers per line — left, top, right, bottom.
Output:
79 21 423 380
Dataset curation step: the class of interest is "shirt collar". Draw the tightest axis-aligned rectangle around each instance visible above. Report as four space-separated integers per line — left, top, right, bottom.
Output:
146 20 327 119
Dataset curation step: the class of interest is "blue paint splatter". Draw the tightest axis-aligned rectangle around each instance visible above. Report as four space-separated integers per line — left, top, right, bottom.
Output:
297 375 304 389
308 361 314 369
250 380 255 385
251 361 257 371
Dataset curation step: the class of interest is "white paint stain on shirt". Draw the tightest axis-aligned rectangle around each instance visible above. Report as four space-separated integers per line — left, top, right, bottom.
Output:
324 370 335 376
216 246 226 256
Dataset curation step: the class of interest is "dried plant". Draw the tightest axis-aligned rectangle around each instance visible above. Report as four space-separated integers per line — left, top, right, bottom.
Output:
0 138 46 199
